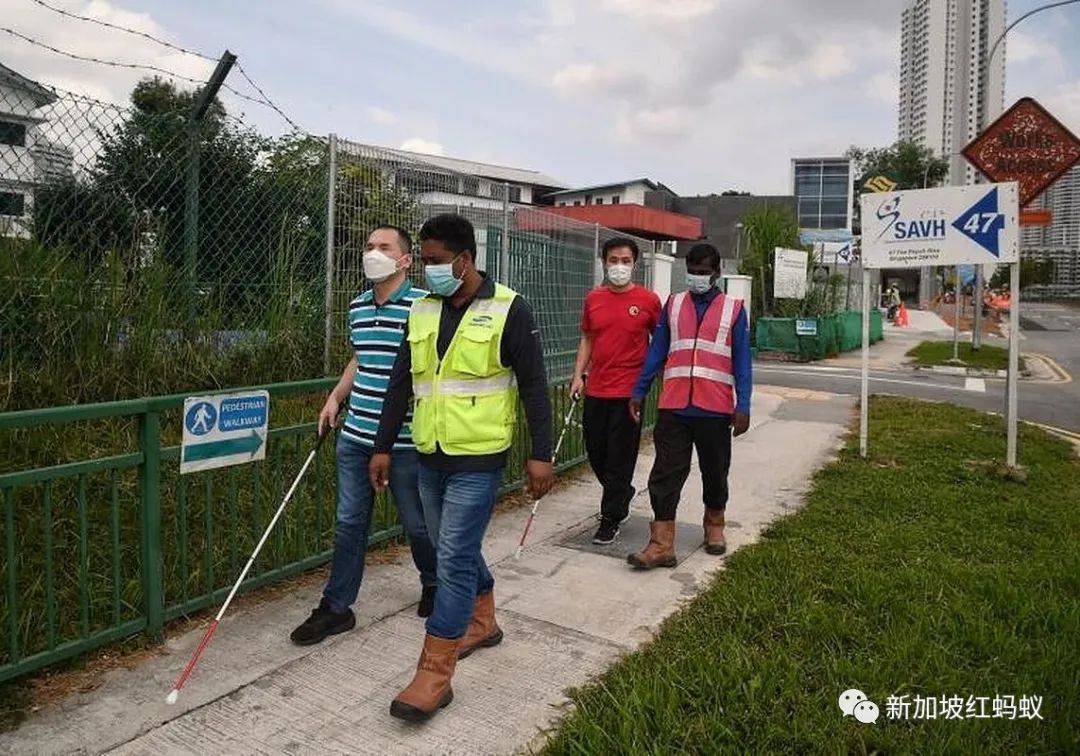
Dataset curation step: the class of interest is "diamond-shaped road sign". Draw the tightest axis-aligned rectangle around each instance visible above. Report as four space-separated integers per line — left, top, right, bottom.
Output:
962 97 1080 207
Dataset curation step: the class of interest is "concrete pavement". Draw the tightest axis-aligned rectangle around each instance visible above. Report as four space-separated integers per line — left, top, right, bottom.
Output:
1 387 854 755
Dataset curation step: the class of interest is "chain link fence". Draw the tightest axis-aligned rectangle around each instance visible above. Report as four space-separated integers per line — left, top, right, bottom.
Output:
2 72 659 414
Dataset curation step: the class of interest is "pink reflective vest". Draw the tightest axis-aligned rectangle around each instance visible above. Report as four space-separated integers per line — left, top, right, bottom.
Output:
658 291 743 413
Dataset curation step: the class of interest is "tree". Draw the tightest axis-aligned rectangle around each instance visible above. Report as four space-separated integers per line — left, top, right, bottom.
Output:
721 189 751 196
846 140 949 191
845 141 949 232
736 206 804 319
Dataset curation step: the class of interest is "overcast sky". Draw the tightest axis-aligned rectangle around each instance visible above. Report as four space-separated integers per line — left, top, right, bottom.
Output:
4 0 1079 194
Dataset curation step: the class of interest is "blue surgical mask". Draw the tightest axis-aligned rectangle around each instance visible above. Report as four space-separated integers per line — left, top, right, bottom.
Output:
686 274 714 295
424 255 464 296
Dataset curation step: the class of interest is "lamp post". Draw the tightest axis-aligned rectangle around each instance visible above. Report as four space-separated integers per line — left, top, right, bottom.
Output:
734 222 744 259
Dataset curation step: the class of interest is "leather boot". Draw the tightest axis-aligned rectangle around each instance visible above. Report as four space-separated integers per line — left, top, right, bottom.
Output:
627 521 677 569
390 634 458 722
703 508 727 555
457 590 503 660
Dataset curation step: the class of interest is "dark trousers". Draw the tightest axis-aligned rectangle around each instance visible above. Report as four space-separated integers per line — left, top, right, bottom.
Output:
583 396 642 525
647 410 732 521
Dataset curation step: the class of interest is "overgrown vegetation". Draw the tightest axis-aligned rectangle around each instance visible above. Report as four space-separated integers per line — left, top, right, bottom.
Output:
544 397 1078 754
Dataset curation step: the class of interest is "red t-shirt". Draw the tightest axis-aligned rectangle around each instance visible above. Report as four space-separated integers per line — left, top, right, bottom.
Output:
581 285 662 398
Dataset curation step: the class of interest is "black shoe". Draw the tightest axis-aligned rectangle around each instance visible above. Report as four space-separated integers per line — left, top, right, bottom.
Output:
418 586 437 618
290 599 355 646
592 520 620 545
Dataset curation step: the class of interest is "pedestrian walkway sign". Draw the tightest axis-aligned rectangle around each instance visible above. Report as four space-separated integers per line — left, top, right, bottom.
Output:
181 391 269 474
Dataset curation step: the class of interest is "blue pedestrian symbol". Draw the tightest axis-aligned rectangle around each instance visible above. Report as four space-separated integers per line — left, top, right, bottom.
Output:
953 187 1005 257
185 402 217 436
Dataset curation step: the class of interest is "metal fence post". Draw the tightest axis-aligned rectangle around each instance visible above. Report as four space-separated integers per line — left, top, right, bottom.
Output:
593 223 602 285
323 133 338 375
499 182 510 285
139 410 164 642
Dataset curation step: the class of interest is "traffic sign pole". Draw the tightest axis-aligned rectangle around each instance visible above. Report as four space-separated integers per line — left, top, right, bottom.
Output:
859 268 870 458
1007 262 1020 467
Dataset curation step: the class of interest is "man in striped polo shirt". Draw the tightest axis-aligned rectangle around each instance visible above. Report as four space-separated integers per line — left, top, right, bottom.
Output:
290 225 438 646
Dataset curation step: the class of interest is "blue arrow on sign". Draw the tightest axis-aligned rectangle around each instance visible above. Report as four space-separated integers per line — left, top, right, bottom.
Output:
183 430 264 463
952 187 1005 257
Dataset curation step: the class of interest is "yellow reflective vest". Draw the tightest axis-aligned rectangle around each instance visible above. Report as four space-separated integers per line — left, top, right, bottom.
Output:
407 284 519 455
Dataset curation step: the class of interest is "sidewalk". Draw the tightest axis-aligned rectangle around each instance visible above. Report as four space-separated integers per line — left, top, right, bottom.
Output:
0 387 854 756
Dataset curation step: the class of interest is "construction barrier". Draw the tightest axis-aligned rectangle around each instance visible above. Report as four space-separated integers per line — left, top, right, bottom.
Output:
756 310 883 360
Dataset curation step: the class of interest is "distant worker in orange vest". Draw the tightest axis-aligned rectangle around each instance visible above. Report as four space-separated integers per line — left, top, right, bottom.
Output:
628 243 752 568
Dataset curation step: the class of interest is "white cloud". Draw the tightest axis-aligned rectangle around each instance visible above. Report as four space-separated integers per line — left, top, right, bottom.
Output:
550 63 638 96
616 107 694 141
365 105 398 126
865 69 899 106
398 137 445 156
600 0 720 23
807 43 855 80
3 0 214 105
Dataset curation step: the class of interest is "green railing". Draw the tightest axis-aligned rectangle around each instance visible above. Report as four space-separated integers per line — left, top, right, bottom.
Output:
0 375 640 684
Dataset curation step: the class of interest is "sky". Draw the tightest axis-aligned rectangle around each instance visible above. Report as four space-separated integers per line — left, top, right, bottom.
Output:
4 0 1080 195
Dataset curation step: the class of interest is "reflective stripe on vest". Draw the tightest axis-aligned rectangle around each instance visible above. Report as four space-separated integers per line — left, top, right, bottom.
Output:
659 291 742 413
407 284 519 455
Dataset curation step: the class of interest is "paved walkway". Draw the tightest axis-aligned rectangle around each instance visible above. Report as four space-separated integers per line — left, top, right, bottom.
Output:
1 387 854 756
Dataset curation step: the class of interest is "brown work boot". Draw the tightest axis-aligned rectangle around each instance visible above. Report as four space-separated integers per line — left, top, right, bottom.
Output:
390 634 458 722
457 589 503 660
627 521 677 569
703 508 727 555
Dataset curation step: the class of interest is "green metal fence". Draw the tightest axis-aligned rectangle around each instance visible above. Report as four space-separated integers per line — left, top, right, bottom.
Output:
0 373 643 684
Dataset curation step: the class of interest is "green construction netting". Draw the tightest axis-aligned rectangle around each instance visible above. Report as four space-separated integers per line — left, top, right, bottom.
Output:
756 310 883 359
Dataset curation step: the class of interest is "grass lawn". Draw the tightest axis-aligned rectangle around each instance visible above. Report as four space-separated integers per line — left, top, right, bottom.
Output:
906 340 1022 372
543 397 1078 754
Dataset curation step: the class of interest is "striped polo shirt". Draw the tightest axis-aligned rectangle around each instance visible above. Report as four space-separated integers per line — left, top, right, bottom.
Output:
341 279 428 449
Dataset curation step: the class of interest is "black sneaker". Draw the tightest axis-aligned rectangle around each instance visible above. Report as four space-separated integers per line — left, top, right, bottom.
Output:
592 520 620 545
418 586 437 618
289 599 355 646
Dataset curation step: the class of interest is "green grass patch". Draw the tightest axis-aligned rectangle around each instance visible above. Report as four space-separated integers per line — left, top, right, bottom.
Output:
906 340 1021 372
543 397 1079 754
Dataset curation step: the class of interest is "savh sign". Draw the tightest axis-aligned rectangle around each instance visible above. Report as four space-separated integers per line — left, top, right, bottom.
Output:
859 183 1018 269
181 390 269 474
962 97 1080 207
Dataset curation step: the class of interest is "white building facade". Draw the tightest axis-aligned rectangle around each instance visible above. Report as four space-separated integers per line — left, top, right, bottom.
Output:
898 0 1006 185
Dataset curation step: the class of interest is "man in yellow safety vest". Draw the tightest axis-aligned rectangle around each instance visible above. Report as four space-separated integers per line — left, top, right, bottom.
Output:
370 213 554 722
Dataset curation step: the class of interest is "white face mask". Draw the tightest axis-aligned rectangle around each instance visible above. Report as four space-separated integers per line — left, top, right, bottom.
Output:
363 249 402 283
606 263 633 287
686 273 714 295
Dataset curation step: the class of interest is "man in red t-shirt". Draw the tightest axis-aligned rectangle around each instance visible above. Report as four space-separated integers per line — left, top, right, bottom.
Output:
571 237 662 545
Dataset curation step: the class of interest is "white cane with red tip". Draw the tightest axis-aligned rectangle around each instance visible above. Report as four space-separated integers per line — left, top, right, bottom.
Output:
515 392 580 559
165 414 339 705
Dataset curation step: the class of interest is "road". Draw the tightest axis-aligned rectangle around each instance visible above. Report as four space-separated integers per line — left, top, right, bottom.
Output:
754 302 1079 434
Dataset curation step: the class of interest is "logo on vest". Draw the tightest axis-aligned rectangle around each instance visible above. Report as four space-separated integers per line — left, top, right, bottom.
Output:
628 305 641 317
469 314 494 329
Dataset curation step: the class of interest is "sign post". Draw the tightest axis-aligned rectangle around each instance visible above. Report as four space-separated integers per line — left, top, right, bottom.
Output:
859 183 1019 465
181 391 270 474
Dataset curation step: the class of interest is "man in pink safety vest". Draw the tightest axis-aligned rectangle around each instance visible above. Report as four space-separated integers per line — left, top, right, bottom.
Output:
628 243 752 569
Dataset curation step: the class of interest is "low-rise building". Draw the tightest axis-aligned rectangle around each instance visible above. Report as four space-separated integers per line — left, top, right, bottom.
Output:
1 62 59 238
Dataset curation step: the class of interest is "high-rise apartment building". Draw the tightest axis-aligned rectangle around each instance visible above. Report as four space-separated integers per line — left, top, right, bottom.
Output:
898 0 1006 185
1021 165 1080 294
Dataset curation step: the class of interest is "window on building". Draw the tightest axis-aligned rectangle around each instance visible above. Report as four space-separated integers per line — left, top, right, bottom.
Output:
573 200 581 206
0 121 27 147
595 197 603 205
462 176 479 195
611 196 620 204
0 191 26 216
507 185 522 203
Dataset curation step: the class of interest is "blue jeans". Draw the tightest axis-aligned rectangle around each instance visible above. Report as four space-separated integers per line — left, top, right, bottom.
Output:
322 440 437 613
417 463 503 639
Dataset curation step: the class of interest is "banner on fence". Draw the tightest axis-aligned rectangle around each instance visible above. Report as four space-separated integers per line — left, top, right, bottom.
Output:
859 183 1019 269
181 391 269 474
774 247 808 299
